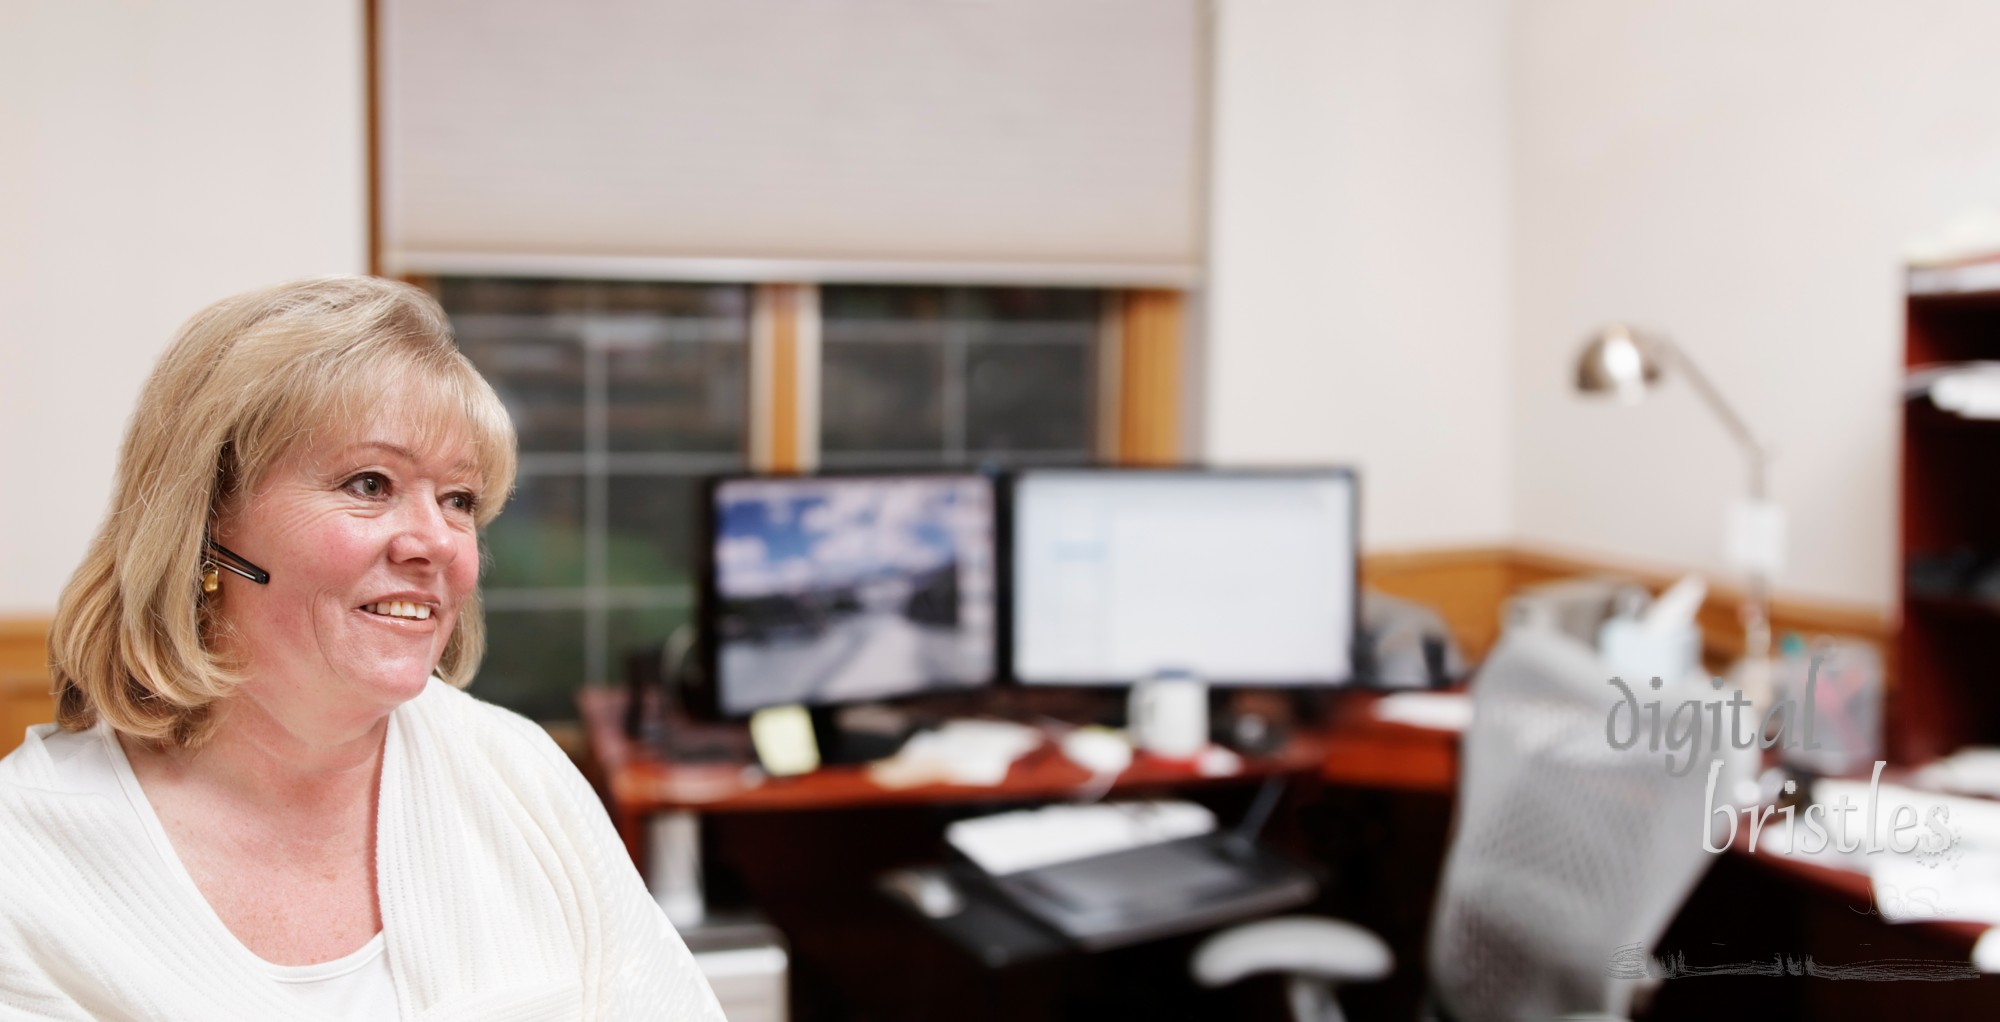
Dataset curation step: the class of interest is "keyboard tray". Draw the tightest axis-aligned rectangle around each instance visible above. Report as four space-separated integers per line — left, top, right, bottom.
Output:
979 834 1317 952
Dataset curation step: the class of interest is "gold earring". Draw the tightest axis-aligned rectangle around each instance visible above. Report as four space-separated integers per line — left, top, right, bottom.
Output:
202 563 220 594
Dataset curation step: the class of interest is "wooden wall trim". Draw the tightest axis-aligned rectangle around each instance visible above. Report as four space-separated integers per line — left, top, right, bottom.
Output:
749 282 810 473
1114 289 1183 464
1361 544 1891 669
1 551 1883 664
768 283 802 473
1361 547 1517 662
1507 544 1893 663
0 545 1891 756
0 617 54 758
0 617 51 677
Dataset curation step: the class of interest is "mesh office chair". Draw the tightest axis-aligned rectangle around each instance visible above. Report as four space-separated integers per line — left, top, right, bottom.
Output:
1427 627 1757 1022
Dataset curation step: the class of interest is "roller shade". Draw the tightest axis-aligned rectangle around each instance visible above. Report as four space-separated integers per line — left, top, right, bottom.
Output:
379 0 1207 285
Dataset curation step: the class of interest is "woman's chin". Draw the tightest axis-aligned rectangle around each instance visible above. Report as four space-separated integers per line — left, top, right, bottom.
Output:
376 668 438 702
345 664 439 710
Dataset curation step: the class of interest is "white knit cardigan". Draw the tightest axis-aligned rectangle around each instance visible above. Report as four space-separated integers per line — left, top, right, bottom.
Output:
0 680 725 1021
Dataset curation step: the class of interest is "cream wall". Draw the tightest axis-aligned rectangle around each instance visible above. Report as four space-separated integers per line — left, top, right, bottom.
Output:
7 1 1989 617
1510 0 2000 612
0 1 367 614
1203 0 1516 550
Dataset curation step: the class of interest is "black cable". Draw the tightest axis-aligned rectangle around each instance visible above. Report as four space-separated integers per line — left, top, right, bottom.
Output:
1232 773 1287 847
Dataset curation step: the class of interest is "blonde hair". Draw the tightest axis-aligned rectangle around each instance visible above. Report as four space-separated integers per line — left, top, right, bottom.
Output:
49 276 517 748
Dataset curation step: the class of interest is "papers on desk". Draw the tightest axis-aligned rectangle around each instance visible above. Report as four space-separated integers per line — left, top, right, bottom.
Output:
1975 927 2000 973
1869 849 2000 926
945 801 1217 876
866 719 1042 789
1373 691 1473 732
1913 747 2000 800
1810 778 2000 927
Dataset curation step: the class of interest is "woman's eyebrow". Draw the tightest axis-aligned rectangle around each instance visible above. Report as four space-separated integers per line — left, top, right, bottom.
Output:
341 440 478 474
344 440 419 462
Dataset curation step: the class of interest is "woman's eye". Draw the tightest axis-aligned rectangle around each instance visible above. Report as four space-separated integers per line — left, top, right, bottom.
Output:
345 472 389 498
444 492 479 514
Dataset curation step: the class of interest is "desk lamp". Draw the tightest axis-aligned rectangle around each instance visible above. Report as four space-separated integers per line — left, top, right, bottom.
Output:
1572 324 1783 667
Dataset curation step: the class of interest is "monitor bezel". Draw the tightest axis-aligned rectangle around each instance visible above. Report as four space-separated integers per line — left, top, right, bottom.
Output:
693 467 1004 720
1004 464 1361 689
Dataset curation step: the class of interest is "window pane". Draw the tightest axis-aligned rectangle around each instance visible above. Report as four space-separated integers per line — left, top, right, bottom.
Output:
821 285 1100 466
474 608 585 722
445 280 588 454
961 286 1101 322
605 475 702 588
819 340 945 453
483 474 586 589
438 277 593 316
606 603 693 685
819 284 951 321
604 329 748 454
965 337 1093 453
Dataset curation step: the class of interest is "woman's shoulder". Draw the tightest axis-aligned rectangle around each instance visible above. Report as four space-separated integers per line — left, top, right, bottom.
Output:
0 723 93 796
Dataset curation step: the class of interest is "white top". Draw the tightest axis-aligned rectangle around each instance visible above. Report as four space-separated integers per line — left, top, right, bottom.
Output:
0 679 726 1021
31 719 398 1018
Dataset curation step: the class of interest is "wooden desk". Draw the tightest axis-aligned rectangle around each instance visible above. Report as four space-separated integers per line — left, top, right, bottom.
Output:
578 688 1332 871
581 690 1374 1020
1317 690 1459 794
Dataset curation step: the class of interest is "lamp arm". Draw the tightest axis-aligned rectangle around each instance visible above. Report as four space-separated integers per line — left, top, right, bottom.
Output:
1657 340 1771 500
1658 338 1776 664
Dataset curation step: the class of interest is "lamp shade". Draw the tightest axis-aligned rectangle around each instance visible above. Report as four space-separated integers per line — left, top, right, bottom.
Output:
1574 323 1666 403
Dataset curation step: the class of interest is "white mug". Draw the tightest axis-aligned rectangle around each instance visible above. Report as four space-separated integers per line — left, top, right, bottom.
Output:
1129 674 1208 759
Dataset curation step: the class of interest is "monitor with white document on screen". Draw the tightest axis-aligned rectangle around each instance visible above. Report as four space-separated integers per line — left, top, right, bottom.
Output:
1008 468 1358 687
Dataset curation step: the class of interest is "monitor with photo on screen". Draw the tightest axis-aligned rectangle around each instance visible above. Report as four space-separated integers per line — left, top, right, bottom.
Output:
700 472 998 717
1009 467 1358 687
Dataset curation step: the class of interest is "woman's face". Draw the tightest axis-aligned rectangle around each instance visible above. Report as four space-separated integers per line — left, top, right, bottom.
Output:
210 403 485 727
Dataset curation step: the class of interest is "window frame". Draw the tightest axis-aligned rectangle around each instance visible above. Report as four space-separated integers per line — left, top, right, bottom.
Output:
415 276 1185 719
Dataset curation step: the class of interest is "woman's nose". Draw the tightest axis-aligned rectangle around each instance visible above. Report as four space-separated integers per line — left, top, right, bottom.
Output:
388 495 460 567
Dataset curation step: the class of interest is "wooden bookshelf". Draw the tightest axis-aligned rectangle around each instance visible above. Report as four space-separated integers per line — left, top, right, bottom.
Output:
1897 255 2000 762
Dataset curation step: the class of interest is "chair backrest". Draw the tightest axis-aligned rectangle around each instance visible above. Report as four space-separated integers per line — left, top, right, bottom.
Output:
1427 627 1756 1022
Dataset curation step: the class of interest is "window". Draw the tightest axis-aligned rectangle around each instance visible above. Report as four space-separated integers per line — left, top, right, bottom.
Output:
438 278 750 722
438 279 1133 722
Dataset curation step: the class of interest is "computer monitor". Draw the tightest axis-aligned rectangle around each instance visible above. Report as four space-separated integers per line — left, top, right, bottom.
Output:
700 472 998 717
1009 467 1358 687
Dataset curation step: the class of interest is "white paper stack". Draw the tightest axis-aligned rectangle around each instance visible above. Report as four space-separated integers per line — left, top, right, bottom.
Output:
1913 747 2000 799
1373 692 1474 732
866 719 1042 789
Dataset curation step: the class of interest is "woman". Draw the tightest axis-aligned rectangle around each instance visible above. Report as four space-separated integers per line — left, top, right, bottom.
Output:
0 277 724 1020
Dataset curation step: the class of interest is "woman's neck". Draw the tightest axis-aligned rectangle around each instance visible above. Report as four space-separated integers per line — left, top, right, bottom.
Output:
126 694 389 818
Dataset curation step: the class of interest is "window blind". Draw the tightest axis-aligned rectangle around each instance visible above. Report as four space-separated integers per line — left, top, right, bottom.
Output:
379 0 1206 286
